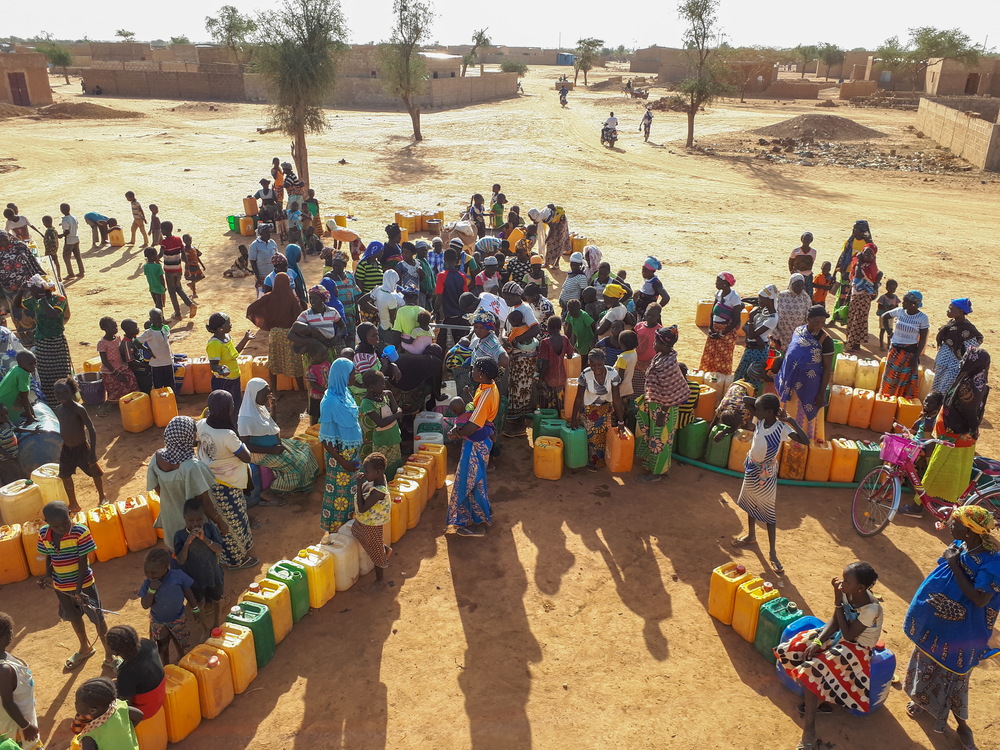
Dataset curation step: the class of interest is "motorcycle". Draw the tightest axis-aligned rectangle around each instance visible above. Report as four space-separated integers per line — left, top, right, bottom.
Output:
600 125 618 148
559 93 567 108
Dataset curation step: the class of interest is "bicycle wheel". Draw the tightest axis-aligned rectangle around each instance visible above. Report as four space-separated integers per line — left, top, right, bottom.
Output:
852 466 901 536
969 489 1000 525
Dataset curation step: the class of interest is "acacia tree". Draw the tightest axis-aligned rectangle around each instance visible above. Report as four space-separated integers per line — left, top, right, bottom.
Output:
908 27 981 90
461 28 490 77
793 43 818 77
170 36 191 45
37 39 74 84
379 0 433 142
677 0 732 148
817 42 845 79
206 5 258 63
718 46 780 103
573 37 603 85
115 30 136 42
254 0 348 188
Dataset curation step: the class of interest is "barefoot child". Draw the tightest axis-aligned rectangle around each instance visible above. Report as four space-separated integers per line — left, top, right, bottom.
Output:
0 612 39 747
41 214 63 280
352 452 393 592
223 245 251 279
97 317 139 406
120 319 152 394
137 309 174 390
142 247 165 310
148 204 161 248
139 548 201 665
876 279 900 351
360 370 403 477
183 235 205 298
37 501 118 671
570 349 624 471
536 315 574 412
72 677 143 750
173 498 225 631
732 394 808 575
54 378 107 509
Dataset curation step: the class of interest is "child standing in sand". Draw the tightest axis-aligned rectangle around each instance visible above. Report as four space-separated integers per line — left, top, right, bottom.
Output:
173 498 225 631
352 452 393 593
41 214 63 280
140 548 201 665
143 247 165 309
149 204 161 248
182 234 206 299
120 319 152 394
125 191 148 247
53 378 106 509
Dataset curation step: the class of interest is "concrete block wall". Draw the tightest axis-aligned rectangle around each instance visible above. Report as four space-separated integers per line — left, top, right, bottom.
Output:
90 42 151 61
840 80 878 99
916 98 1000 171
758 81 821 99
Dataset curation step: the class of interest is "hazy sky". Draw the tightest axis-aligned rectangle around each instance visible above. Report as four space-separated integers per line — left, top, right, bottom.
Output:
7 0 999 52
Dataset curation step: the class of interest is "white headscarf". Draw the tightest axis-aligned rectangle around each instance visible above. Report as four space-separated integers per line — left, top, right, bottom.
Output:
527 207 541 223
379 268 399 295
238 378 280 436
788 273 806 294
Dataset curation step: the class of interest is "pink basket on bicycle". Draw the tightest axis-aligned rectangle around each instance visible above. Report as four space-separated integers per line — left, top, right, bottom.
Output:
879 434 922 465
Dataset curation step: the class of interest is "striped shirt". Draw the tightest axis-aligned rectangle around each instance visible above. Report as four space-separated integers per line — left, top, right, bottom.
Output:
354 260 384 294
130 200 145 223
37 523 97 592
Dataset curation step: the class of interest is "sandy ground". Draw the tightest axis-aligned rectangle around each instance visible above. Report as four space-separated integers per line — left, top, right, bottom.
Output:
0 66 998 749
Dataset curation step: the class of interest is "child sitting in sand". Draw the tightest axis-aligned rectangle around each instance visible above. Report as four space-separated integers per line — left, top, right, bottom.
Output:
223 245 251 278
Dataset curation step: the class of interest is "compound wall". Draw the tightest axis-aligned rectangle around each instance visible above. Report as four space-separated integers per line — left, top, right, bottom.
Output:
916 98 1000 171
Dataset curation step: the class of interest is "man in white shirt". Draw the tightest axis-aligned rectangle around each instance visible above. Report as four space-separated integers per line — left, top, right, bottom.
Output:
248 225 277 285
59 203 83 278
604 112 618 128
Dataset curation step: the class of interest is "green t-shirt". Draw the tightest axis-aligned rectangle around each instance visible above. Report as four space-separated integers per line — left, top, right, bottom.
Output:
567 311 595 356
22 296 66 340
0 365 30 410
391 304 423 335
144 262 166 294
361 396 402 447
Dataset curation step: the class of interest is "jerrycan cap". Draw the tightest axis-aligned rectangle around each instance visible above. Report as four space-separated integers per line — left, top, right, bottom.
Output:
207 655 220 667
230 605 242 615
298 549 308 557
735 565 746 574
211 627 223 637
248 582 261 592
787 602 798 611
762 582 774 591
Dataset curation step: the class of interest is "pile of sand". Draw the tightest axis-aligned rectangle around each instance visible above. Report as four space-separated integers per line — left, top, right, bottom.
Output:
35 102 143 120
753 114 885 140
0 104 33 119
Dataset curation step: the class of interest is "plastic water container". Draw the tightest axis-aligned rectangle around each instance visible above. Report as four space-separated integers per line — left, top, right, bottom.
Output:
805 441 833 482
120 391 154 433
109 226 125 246
687 369 705 385
83 356 103 373
737 307 750 338
147 490 163 539
708 562 752 625
778 441 807 480
206 624 257 694
854 440 882 482
0 525 29 584
676 419 709 460
251 356 270 382
848 388 876 429
532 408 558 437
826 385 853 424
237 355 253 391
562 378 579 421
418 443 447 489
695 299 713 327
226 602 276 669
134 705 168 750
855 358 880 391
242 580 293 644
919 368 935 401
178 645 234 719
389 490 407 543
337 520 375 575
849 642 896 716
239 216 255 236
693 385 717 423
559 424 589 469
188 358 211 394
292 434 324 468
389 477 421 528
775 616 827 697
607 426 634 473
896 397 922 429
870 394 897 433
30 463 69 505
565 353 582 379
830 439 859 482
116 496 157 552
242 196 259 217
534 437 564 480
266 560 310 623
71 511 97 564
414 432 445 451
538 418 566 439
163 664 201 743
87 504 128 562
727 429 752 472
20 520 46 577
398 465 431 509
704 425 732 468
0 479 44 526
408 454 438 495
832 353 858 386
150 387 178 428
733 579 780 642
319 531 361 591
414 411 445 437
294 546 337 609
754 598 804 663
703 372 726 402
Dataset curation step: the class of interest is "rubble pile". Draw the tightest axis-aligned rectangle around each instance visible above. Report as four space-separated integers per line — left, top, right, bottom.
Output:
849 92 922 110
734 137 975 173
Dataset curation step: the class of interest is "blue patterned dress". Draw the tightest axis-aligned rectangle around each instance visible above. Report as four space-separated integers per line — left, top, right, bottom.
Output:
735 419 793 525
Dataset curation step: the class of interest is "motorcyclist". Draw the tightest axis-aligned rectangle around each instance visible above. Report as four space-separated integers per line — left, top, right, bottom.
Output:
604 112 618 129
559 86 568 104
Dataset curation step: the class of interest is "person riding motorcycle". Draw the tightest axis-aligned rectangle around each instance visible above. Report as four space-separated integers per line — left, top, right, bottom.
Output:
604 112 618 129
601 112 618 145
559 86 568 105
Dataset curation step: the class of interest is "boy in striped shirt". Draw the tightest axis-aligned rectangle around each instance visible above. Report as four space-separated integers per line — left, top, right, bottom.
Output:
37 502 118 671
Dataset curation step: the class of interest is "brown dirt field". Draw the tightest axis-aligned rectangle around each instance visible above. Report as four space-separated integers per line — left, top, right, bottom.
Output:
1 69 998 750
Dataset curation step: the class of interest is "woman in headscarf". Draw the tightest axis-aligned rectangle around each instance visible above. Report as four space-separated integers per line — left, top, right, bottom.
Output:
246 271 305 393
879 290 930 399
281 162 304 210
146 416 228 546
844 243 880 351
283 243 308 308
635 326 691 483
500 282 540 436
318 358 364 532
917 348 990 514
531 205 571 270
196 391 256 569
582 245 603 281
733 285 779 395
354 242 385 326
323 249 360 343
699 272 743 375
205 312 252 414
364 268 401 346
775 305 834 441
17 274 70 403
446 356 500 537
264 252 305 301
237 378 318 498
381 224 403 269
632 257 670 319
932 298 984 395
902 505 1000 748
774 273 811 351
833 219 873 323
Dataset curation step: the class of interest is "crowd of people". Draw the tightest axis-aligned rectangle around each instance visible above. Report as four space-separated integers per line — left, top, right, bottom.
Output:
0 175 997 750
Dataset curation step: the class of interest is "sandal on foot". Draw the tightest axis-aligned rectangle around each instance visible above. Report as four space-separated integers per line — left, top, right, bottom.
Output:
795 743 817 750
797 703 833 717
905 701 923 719
103 656 124 672
635 474 663 483
65 648 96 670
731 536 756 548
899 504 924 518
257 497 288 507
455 526 485 537
232 556 259 570
770 558 785 574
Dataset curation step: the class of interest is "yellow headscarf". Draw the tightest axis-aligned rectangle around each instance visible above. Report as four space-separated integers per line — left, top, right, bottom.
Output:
951 505 998 552
603 283 626 299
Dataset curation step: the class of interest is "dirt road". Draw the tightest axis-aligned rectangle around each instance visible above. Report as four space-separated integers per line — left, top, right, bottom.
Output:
0 68 997 749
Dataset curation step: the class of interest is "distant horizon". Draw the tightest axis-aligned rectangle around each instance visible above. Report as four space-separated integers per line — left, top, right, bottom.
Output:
4 0 998 54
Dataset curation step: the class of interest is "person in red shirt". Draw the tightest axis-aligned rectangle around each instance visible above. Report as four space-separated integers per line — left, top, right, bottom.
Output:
157 221 197 319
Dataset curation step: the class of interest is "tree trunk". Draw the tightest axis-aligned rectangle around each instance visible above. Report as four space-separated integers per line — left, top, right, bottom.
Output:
800 64 806 78
584 69 589 86
686 106 696 148
461 63 468 77
294 125 309 190
404 97 422 141
479 63 484 76
63 67 70 85
574 68 580 85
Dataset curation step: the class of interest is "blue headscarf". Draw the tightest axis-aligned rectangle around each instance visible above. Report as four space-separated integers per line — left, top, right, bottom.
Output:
285 243 306 305
319 358 363 449
362 241 384 263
